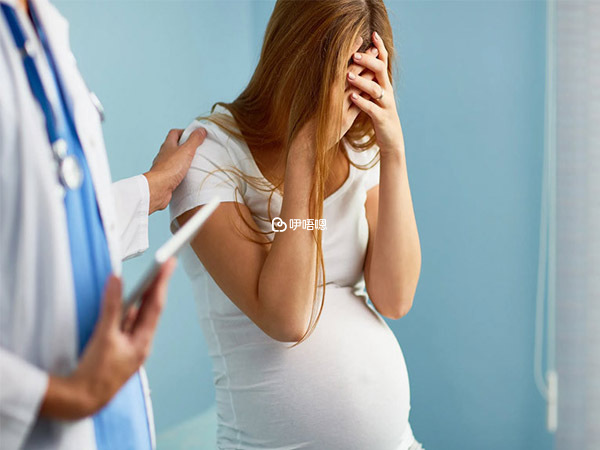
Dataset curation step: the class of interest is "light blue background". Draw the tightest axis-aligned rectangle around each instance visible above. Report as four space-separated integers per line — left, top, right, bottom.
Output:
54 0 554 448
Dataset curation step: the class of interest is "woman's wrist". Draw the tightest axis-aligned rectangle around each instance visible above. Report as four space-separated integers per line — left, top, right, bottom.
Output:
379 141 405 158
379 147 406 178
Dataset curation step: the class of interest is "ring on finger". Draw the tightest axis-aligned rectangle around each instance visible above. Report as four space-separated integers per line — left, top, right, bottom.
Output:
375 88 385 101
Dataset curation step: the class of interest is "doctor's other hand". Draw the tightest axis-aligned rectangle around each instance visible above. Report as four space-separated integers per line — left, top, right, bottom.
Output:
39 258 177 421
143 127 207 215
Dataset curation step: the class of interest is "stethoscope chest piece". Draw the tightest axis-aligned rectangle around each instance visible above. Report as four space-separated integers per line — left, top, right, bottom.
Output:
52 138 83 191
59 155 83 191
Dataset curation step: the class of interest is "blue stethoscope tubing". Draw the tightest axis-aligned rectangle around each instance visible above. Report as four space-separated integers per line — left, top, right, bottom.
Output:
1 1 83 191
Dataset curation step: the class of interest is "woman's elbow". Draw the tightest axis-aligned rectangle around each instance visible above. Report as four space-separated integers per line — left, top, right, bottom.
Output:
257 297 311 343
385 295 414 320
265 321 309 343
369 285 417 320
368 259 421 320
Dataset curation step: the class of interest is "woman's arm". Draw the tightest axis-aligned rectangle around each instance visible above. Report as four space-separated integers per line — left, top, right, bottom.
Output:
349 31 422 319
176 135 318 343
363 150 421 319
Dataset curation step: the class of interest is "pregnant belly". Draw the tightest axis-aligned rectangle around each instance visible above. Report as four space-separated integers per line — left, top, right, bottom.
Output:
210 284 412 450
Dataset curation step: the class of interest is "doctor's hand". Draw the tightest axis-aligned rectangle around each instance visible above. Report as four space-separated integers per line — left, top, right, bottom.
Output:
39 258 176 421
144 128 207 215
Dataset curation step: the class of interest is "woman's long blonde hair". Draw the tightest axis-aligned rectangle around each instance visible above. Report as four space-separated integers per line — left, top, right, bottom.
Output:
198 0 395 347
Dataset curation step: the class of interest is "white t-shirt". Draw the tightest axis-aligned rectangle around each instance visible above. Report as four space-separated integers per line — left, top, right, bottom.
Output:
169 105 415 450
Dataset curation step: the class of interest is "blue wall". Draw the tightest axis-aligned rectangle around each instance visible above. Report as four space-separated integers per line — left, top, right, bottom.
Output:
55 1 553 448
382 2 553 449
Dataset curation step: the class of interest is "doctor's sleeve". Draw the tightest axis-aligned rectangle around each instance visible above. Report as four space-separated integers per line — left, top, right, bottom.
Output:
0 348 49 449
111 174 150 261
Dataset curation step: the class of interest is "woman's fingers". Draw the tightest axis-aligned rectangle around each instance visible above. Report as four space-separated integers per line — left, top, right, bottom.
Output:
347 72 384 104
372 31 389 67
348 47 379 76
348 48 378 75
345 63 366 89
348 34 392 111
344 69 375 109
350 91 382 119
345 85 370 111
352 51 389 88
345 36 365 86
345 46 379 89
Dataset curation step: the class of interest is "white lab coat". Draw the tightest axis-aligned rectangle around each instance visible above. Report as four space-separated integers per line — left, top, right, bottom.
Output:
0 0 155 448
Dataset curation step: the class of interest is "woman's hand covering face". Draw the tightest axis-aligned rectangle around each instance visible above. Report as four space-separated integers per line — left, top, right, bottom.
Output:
340 36 378 141
347 31 404 155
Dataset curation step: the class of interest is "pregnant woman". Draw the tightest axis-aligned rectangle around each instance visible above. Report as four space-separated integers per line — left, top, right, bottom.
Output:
169 0 423 448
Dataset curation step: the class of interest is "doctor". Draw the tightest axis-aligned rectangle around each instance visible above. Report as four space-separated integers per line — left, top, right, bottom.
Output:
0 0 207 448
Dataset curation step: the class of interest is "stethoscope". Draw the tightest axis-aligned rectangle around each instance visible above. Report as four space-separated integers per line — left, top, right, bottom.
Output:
1 1 105 194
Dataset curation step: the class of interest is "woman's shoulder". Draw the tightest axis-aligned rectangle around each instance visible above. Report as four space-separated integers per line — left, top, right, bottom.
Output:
180 114 246 169
182 114 231 148
169 116 248 231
